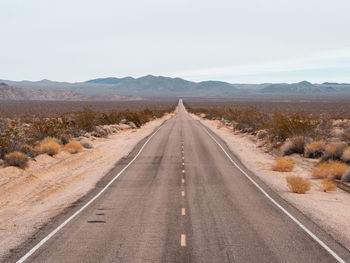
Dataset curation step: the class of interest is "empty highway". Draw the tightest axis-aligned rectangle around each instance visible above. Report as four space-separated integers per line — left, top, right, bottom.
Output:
10 101 350 263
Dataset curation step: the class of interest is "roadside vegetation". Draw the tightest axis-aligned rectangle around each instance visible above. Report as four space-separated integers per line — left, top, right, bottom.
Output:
185 99 350 192
271 157 294 172
64 140 83 154
286 176 311 194
0 101 176 168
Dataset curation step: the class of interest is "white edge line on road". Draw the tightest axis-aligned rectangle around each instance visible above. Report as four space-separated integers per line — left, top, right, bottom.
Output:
203 127 346 263
17 119 168 263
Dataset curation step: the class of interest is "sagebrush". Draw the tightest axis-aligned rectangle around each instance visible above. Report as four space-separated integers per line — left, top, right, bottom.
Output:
286 176 311 194
271 157 295 172
4 151 29 169
319 178 336 192
64 141 83 154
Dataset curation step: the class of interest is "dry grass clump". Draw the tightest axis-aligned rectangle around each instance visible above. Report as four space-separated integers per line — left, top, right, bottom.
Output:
4 151 29 169
341 147 350 163
319 178 336 192
304 141 324 158
286 176 311 194
271 157 295 172
312 161 348 180
64 140 83 154
282 136 307 156
39 137 61 156
322 142 346 161
311 162 331 179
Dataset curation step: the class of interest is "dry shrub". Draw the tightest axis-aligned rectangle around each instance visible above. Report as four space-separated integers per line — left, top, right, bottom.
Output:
74 108 98 132
319 178 336 192
312 162 331 179
39 137 61 156
271 157 295 172
18 144 38 158
286 176 311 194
341 147 350 163
281 136 307 155
64 141 83 154
269 113 317 142
4 151 29 169
312 161 348 180
28 117 75 141
322 142 346 161
330 161 348 180
34 144 41 154
304 141 324 158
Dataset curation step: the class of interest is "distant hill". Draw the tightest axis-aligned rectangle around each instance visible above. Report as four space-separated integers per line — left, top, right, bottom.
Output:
85 77 134 84
0 83 139 101
1 76 350 99
322 82 350 85
261 81 336 93
0 75 240 97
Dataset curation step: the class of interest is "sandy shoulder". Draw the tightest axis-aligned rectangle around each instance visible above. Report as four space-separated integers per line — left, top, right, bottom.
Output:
193 115 350 250
0 113 173 260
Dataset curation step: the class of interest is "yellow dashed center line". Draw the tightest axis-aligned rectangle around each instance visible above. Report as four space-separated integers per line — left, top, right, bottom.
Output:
180 144 187 248
181 234 186 247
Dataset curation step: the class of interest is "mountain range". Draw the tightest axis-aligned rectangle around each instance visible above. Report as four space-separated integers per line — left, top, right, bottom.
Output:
0 83 140 101
1 76 350 100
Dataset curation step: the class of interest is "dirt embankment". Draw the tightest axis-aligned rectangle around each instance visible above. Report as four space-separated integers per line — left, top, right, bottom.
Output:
193 115 350 250
0 113 173 260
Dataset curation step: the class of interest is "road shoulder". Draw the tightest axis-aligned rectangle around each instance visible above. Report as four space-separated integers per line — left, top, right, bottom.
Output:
193 114 350 251
0 113 173 261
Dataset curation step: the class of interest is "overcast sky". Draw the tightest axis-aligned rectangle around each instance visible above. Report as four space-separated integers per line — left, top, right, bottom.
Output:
1 0 350 83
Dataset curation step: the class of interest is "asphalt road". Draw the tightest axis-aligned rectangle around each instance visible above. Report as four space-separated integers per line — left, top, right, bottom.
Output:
10 101 350 263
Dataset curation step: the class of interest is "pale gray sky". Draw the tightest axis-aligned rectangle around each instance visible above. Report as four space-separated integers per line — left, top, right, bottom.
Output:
1 0 350 83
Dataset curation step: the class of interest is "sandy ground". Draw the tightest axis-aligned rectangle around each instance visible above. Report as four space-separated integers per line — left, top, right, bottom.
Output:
194 115 350 251
0 113 173 260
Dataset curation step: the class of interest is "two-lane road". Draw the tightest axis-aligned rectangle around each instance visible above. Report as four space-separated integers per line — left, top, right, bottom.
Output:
10 101 350 262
